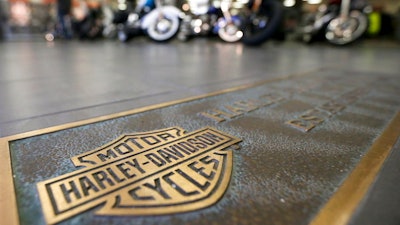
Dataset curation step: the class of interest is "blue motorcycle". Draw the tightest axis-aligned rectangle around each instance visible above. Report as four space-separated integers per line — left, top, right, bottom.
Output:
116 0 183 42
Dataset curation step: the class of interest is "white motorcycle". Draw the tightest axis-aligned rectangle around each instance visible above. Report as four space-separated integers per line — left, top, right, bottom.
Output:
117 0 183 42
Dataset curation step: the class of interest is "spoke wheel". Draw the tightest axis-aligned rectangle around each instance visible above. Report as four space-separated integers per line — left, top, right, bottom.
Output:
147 14 180 42
325 10 368 45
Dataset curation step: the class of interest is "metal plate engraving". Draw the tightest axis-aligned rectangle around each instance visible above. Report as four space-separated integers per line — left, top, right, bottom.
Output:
1 69 399 225
37 127 241 224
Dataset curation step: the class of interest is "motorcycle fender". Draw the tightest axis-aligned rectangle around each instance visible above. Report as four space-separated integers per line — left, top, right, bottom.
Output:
141 6 183 29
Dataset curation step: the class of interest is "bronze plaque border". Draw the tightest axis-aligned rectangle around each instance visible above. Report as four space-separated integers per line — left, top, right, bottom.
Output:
0 68 399 225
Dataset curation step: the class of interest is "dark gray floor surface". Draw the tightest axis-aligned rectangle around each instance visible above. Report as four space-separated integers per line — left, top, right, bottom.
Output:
1 38 399 224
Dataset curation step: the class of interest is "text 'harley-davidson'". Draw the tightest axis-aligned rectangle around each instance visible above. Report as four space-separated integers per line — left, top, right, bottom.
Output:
115 0 183 42
178 0 283 46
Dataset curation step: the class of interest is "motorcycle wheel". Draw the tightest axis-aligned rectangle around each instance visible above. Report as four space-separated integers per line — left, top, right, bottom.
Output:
325 10 368 45
241 0 283 46
147 13 180 42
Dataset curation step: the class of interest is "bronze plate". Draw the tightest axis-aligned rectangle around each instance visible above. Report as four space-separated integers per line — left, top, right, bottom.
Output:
1 68 399 225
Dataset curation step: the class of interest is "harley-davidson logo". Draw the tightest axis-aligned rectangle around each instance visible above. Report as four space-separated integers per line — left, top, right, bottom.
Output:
37 127 241 224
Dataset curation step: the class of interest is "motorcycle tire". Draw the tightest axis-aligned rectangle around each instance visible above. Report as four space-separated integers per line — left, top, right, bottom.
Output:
325 10 368 45
147 14 180 42
241 0 283 46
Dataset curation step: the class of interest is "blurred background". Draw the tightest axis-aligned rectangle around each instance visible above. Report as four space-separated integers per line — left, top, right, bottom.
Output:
0 0 399 42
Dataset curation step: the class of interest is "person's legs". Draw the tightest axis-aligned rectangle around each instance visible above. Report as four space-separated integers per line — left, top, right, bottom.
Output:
58 12 72 39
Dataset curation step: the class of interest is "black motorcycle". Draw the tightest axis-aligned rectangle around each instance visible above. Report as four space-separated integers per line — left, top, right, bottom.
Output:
178 0 283 46
240 0 283 45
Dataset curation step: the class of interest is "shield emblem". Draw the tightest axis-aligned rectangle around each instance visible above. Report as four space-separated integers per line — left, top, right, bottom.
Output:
37 127 241 224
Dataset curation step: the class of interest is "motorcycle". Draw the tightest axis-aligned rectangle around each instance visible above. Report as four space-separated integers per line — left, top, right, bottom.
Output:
178 0 283 46
116 0 183 42
177 0 225 41
300 0 371 45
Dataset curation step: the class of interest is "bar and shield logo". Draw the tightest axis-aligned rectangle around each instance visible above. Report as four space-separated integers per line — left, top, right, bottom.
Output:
37 127 241 224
